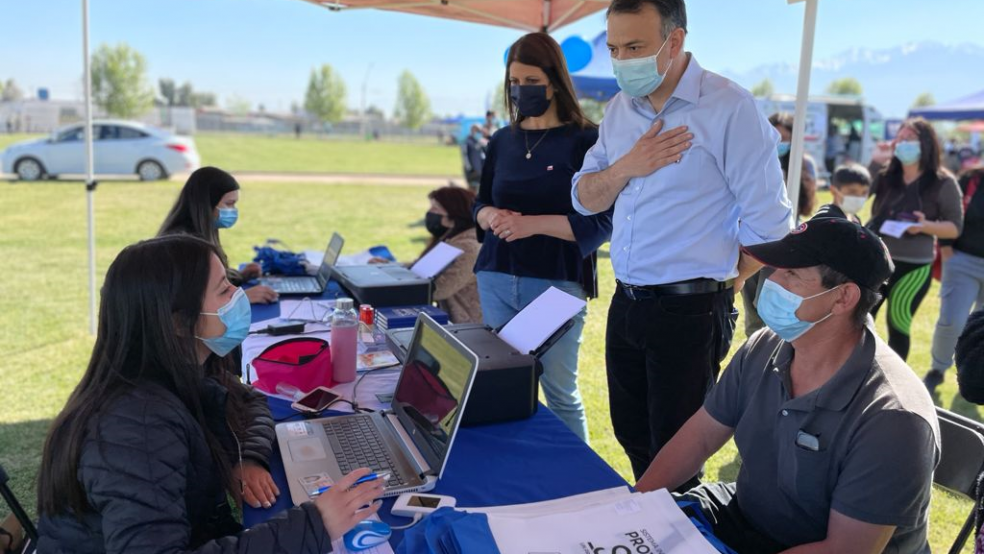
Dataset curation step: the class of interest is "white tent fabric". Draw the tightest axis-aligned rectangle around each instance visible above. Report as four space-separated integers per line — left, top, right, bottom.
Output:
785 0 819 218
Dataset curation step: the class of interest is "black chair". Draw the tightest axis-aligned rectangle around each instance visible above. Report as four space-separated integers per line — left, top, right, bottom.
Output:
0 463 37 554
935 407 984 554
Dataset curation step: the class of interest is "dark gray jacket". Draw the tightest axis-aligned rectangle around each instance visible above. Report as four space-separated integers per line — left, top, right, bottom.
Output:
37 380 332 554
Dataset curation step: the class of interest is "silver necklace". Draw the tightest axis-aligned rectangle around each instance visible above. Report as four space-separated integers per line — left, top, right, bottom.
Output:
524 128 551 160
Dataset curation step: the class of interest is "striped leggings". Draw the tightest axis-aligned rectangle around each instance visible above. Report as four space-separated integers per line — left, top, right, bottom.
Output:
871 260 933 361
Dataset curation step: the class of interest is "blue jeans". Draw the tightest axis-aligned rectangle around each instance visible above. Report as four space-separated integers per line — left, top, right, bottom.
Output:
476 271 589 442
930 250 984 373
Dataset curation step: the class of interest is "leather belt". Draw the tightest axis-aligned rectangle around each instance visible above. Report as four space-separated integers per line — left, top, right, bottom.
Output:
616 278 735 301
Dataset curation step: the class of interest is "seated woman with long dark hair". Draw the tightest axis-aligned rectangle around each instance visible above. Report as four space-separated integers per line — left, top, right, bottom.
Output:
159 166 278 304
419 185 482 324
36 235 383 553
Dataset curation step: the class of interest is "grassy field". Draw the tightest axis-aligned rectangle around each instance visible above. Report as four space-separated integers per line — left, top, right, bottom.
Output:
0 133 462 177
0 179 976 552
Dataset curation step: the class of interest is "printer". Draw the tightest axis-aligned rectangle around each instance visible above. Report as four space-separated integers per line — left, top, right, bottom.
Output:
385 320 574 426
332 263 432 308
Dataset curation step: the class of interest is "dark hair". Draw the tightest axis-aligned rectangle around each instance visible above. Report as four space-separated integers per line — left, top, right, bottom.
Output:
832 163 872 188
37 235 233 517
607 0 687 39
880 117 944 191
818 265 881 329
956 309 984 403
504 33 596 130
769 112 817 218
421 186 477 256
159 166 240 265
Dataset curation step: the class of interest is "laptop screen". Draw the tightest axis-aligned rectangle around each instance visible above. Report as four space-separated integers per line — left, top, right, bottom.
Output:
392 315 478 476
317 233 344 285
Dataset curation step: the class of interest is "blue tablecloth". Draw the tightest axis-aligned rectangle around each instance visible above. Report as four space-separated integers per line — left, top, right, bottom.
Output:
243 288 628 546
243 396 627 544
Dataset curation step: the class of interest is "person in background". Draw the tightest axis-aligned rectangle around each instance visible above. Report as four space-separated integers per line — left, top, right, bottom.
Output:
36 235 384 553
474 32 613 443
159 166 278 304
482 110 499 139
847 125 862 162
420 186 483 324
868 118 963 361
638 217 939 554
925 166 984 393
815 163 872 225
463 124 486 191
826 122 846 173
572 0 792 481
742 112 818 336
953 309 984 553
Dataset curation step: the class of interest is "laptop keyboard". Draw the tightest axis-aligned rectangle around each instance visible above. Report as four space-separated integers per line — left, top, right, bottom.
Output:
273 277 319 294
322 417 408 488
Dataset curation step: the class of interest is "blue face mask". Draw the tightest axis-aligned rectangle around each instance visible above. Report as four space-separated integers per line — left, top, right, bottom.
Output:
197 287 251 357
894 141 921 165
777 141 791 157
216 208 238 229
757 279 839 342
611 36 672 98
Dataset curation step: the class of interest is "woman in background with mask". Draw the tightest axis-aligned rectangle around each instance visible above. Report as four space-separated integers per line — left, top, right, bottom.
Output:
473 32 613 443
36 235 384 553
159 166 278 304
419 186 482 324
769 112 817 221
868 118 963 361
740 112 819 337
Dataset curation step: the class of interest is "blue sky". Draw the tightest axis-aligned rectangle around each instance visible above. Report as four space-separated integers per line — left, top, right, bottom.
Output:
1 0 981 116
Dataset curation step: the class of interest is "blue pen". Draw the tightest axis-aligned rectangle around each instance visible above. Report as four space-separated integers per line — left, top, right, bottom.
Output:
313 472 389 496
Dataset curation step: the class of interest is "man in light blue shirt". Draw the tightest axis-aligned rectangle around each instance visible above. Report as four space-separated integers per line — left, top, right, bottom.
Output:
571 0 793 484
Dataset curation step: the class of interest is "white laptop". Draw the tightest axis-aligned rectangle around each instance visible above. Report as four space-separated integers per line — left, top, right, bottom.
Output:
276 313 480 504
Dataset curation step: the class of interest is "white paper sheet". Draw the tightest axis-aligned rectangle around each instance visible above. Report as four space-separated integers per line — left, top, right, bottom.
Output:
496 286 587 354
484 489 719 554
879 219 919 238
462 487 633 516
409 241 464 279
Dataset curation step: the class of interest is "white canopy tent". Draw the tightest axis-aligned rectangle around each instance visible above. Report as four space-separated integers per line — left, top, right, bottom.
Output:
77 0 822 332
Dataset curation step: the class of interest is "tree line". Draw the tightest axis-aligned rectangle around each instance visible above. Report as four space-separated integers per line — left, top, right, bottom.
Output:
2 42 434 130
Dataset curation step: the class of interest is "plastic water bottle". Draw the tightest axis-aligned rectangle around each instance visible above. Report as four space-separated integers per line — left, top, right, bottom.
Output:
331 298 359 383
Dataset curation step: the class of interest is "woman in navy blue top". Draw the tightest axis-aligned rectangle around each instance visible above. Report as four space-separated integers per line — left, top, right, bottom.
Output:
473 32 613 443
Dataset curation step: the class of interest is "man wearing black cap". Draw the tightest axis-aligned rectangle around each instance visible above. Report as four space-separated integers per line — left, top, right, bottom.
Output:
636 217 941 554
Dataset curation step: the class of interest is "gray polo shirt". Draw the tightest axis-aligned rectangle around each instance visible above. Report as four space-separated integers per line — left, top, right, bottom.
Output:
704 328 940 553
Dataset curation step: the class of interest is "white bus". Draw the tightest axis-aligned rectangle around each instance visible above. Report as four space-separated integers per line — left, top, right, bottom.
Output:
756 94 885 183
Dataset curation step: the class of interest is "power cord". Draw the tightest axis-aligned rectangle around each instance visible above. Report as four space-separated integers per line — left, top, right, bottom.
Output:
388 513 424 530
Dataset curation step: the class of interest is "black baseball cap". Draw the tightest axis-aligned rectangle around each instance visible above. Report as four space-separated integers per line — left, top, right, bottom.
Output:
742 216 894 290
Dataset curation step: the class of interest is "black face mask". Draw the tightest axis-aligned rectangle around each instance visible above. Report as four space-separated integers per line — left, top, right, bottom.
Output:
425 212 449 237
510 85 550 118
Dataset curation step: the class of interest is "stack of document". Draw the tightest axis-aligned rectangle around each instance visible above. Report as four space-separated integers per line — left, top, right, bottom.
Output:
397 487 726 554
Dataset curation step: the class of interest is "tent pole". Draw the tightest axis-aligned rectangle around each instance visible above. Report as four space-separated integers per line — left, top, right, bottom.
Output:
787 0 818 221
83 0 97 335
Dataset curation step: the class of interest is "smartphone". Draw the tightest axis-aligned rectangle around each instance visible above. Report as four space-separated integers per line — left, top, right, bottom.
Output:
291 386 342 413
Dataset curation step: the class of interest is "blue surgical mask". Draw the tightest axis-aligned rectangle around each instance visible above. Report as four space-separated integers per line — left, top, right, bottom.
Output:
216 208 238 229
894 141 921 165
757 279 839 342
197 287 251 356
777 141 791 157
611 36 672 98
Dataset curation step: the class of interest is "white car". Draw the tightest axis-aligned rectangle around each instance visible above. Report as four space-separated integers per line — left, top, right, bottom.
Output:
2 120 200 181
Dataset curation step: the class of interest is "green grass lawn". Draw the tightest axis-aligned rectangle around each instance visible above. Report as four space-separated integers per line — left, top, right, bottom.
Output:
0 181 975 552
0 133 462 177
